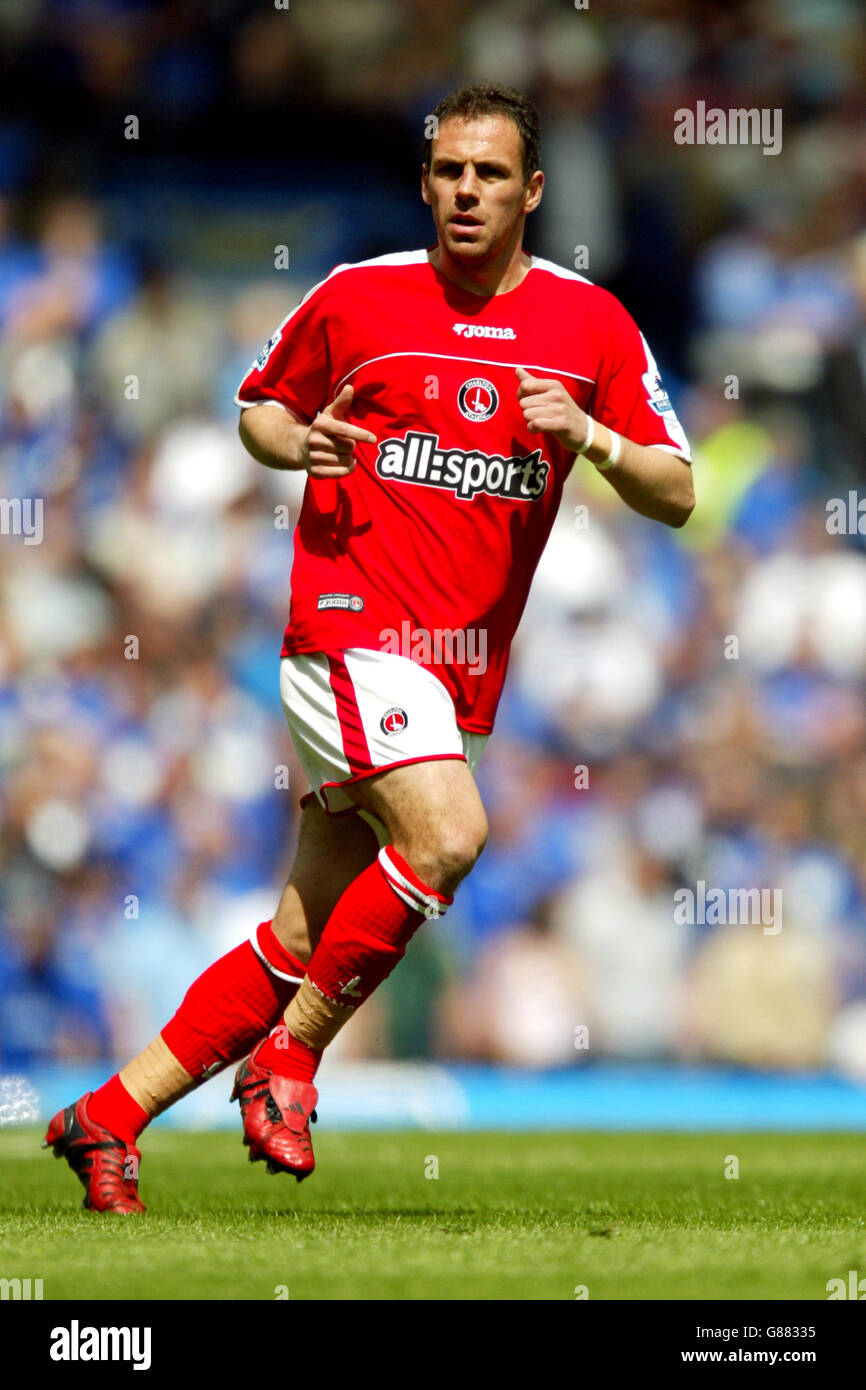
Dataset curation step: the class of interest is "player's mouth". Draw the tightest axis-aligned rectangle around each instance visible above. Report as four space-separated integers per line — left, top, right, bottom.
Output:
448 214 484 233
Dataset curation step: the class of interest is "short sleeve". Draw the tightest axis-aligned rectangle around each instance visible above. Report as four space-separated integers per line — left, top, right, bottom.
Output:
591 297 691 460
235 276 334 423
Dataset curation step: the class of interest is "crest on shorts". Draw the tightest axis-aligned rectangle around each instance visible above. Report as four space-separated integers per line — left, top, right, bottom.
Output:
380 707 408 736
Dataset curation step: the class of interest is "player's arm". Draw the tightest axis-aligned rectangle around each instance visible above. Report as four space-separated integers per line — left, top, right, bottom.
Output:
591 436 695 529
238 385 377 478
515 367 695 529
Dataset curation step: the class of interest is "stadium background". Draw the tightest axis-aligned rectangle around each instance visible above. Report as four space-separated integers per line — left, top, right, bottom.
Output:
1 0 866 1130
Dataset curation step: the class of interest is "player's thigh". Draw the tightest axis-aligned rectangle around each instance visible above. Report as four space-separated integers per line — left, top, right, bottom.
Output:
272 798 379 960
345 756 489 892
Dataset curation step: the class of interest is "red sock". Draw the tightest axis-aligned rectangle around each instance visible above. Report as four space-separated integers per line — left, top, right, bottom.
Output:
255 1025 322 1083
89 921 306 1142
88 1074 149 1146
161 920 307 1078
259 848 451 1080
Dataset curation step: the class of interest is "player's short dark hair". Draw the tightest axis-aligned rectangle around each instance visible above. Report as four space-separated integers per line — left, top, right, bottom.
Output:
423 83 541 185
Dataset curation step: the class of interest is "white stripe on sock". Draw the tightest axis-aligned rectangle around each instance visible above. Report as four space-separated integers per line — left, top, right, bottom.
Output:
378 848 448 920
249 931 306 984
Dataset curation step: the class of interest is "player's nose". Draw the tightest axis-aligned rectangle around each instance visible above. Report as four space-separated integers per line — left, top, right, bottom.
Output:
455 172 480 199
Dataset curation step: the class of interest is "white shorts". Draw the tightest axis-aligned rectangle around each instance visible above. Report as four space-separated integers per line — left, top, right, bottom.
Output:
279 648 487 816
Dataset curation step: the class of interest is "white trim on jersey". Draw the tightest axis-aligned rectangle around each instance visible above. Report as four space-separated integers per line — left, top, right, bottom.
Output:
529 257 692 460
236 248 692 461
637 331 692 460
235 250 597 408
649 442 693 462
528 255 594 286
234 250 430 405
334 351 596 395
236 397 291 412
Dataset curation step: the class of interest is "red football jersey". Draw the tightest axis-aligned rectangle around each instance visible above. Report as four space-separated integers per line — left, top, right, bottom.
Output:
236 250 691 734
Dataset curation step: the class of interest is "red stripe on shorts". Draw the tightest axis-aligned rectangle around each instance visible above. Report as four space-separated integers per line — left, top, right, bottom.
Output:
326 654 374 774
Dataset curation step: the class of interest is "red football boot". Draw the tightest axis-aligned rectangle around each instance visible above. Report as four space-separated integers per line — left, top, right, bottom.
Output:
42 1093 145 1214
230 1040 318 1182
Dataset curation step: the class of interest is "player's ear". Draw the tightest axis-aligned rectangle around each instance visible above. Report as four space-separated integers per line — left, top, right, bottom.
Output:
524 170 544 214
421 165 431 205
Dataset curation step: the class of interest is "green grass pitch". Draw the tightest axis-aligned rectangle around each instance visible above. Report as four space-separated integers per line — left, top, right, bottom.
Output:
1 1128 864 1300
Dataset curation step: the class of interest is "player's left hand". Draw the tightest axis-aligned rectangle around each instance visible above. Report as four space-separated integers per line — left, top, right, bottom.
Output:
515 367 590 452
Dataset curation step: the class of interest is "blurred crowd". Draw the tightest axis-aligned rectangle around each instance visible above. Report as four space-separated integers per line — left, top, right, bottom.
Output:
1 0 866 1082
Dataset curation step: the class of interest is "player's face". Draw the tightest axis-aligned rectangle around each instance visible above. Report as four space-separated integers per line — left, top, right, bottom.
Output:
422 114 543 265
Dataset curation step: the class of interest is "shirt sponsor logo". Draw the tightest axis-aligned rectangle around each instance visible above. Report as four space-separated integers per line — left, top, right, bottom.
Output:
317 593 364 611
380 706 408 735
452 323 516 339
376 431 549 502
458 377 498 422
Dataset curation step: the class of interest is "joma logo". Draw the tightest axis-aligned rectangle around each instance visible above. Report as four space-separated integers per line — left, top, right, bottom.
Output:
452 323 516 339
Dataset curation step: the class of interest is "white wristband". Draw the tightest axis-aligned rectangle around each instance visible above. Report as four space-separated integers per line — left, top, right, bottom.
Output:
576 416 595 454
595 429 622 471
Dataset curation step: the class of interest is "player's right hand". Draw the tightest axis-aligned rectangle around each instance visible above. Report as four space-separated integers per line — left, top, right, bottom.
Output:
303 385 377 478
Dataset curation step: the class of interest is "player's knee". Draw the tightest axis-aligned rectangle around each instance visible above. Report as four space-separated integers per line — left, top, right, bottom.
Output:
425 811 488 893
